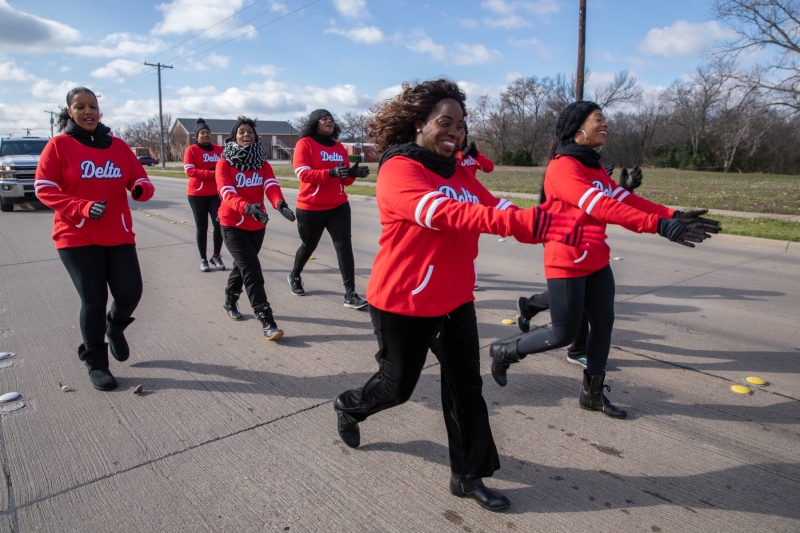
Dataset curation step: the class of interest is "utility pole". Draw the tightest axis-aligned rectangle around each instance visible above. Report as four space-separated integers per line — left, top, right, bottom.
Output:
144 62 173 169
287 120 292 160
576 0 587 101
44 111 58 138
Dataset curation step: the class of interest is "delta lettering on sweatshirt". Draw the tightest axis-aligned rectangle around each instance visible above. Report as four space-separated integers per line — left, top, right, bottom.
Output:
542 155 675 279
293 137 355 211
457 149 495 176
366 155 541 317
215 157 285 231
184 143 223 196
35 134 154 249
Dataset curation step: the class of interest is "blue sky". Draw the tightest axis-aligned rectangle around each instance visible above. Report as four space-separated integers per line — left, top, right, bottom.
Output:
0 0 734 137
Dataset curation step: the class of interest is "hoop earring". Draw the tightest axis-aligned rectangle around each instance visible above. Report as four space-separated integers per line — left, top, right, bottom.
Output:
595 145 603 153
416 129 421 132
576 130 587 145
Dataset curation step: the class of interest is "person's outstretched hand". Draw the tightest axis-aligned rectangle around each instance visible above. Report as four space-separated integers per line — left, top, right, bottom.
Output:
347 162 370 178
657 218 709 247
619 166 643 192
277 200 295 222
245 203 269 224
88 201 106 220
672 209 721 237
132 185 144 200
329 164 348 179
462 141 478 159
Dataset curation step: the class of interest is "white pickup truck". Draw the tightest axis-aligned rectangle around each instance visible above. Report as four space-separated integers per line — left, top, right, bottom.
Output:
0 137 49 212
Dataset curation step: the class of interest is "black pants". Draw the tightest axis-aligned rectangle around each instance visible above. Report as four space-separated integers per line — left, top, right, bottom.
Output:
187 195 222 260
292 203 355 292
519 290 590 357
222 226 268 310
516 265 615 375
337 302 500 481
58 244 143 349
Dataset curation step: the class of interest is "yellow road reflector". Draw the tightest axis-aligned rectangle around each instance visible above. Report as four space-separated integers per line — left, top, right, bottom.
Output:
745 376 766 386
180 221 186 224
146 214 152 217
170 221 176 224
310 256 315 260
501 319 515 325
731 385 751 395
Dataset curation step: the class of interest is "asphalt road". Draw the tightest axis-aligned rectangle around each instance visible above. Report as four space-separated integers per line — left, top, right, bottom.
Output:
0 175 798 532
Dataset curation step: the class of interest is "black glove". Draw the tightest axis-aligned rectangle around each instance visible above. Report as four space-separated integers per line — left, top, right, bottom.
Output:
277 200 295 222
672 209 721 236
462 141 478 159
657 218 707 248
245 203 269 224
618 167 643 192
347 162 370 178
88 201 106 220
604 164 614 177
329 164 348 179
131 185 143 200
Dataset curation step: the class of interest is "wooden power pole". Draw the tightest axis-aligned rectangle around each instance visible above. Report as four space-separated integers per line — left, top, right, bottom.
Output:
576 0 587 101
144 62 173 169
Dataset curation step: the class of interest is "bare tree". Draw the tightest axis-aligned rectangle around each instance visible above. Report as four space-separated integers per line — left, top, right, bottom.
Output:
592 70 643 110
338 111 370 142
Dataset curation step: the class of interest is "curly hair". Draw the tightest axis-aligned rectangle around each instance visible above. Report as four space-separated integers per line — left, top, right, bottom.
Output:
297 114 341 140
57 87 98 132
367 78 467 154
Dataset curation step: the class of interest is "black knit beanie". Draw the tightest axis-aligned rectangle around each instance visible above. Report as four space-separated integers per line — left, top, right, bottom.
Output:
555 101 601 144
309 109 333 124
195 118 210 135
229 116 257 142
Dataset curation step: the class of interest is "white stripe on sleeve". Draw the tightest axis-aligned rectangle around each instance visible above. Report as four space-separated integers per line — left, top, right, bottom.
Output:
425 197 447 230
34 179 59 193
610 186 626 199
578 188 596 209
184 164 195 170
295 166 310 178
133 178 150 186
617 190 630 202
585 191 605 215
414 191 444 228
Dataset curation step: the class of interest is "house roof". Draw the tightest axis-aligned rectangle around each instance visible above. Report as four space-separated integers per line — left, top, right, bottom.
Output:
174 118 299 136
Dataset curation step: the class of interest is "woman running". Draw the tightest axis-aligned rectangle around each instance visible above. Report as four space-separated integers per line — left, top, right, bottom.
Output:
288 109 370 309
184 118 225 272
332 79 605 512
216 117 295 340
490 101 720 418
35 87 155 391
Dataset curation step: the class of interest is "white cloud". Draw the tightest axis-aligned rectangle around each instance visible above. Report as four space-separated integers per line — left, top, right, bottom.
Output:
459 19 479 29
90 59 146 80
457 80 506 103
0 60 35 82
638 20 737 57
0 0 80 54
59 66 71 73
243 64 280 77
152 0 256 38
333 0 368 19
325 26 385 44
375 84 403 102
406 32 502 65
483 14 532 29
183 52 230 71
30 79 81 100
505 71 524 82
507 36 551 58
67 33 166 58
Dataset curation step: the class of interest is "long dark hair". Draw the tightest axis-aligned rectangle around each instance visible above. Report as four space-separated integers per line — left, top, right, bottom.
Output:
298 115 341 140
57 87 98 132
367 78 467 155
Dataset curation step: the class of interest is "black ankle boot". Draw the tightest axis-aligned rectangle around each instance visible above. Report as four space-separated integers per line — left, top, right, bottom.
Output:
106 312 134 362
333 396 360 448
255 303 283 340
579 370 626 419
449 475 510 511
78 343 118 391
223 291 243 320
490 340 521 387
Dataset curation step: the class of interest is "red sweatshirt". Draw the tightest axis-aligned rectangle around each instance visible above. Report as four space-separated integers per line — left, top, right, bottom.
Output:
293 137 355 211
366 156 544 317
35 135 154 249
457 149 495 176
184 143 223 196
542 155 675 279
215 157 286 231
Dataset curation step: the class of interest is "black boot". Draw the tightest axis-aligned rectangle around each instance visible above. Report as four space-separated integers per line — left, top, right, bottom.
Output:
333 396 360 448
490 340 521 387
255 303 283 340
78 343 118 391
223 291 243 320
449 475 510 512
106 312 134 362
579 370 626 419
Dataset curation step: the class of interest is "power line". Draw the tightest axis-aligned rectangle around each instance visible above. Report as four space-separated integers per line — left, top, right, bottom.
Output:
144 62 173 169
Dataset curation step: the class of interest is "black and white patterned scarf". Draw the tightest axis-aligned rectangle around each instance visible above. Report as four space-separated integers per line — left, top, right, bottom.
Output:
221 139 268 171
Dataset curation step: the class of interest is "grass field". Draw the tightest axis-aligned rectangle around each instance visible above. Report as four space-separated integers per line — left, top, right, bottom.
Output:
148 165 800 242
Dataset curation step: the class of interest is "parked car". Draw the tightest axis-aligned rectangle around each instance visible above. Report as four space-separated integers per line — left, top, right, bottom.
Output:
137 156 160 166
0 137 49 212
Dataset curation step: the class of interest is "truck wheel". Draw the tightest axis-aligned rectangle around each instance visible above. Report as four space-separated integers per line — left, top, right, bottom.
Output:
0 200 12 212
